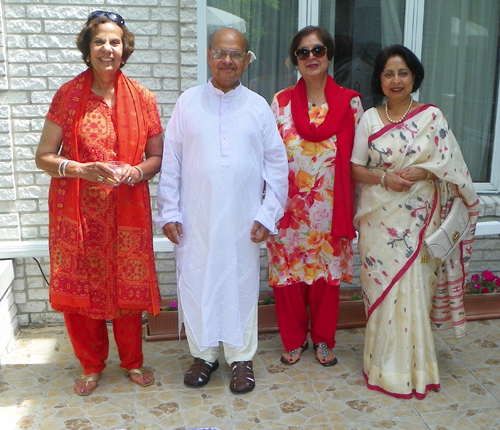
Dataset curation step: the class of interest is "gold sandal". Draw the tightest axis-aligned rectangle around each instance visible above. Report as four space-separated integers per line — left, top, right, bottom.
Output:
74 373 99 396
121 367 155 387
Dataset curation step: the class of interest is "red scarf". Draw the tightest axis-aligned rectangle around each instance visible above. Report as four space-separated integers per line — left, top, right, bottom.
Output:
48 69 160 315
291 75 360 239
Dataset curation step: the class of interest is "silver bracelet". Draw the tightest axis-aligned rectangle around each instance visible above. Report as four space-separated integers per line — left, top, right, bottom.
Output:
58 159 71 177
62 160 71 177
380 171 387 188
133 166 144 182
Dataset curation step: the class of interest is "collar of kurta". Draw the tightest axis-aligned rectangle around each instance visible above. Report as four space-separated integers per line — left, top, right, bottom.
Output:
208 78 243 98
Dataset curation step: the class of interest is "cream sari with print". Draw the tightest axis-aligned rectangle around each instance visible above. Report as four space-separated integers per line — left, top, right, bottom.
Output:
354 105 479 399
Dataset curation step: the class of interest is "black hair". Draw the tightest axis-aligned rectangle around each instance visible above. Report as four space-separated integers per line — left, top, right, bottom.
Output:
371 44 425 98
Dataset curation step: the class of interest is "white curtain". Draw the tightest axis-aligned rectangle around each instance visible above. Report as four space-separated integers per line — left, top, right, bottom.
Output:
420 0 499 182
380 0 403 47
207 0 299 103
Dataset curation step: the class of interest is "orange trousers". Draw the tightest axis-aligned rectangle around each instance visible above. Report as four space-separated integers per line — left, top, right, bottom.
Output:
64 312 144 375
273 278 340 351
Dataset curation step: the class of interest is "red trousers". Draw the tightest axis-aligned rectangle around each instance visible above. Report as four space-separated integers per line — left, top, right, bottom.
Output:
64 312 144 375
273 278 340 351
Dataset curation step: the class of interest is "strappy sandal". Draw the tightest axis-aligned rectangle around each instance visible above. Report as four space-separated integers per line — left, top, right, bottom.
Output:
74 373 100 396
184 358 219 388
121 367 155 387
280 341 309 365
313 342 338 367
230 361 255 394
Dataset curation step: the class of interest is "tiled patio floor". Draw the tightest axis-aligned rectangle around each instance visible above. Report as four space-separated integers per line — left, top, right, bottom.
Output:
1 319 500 430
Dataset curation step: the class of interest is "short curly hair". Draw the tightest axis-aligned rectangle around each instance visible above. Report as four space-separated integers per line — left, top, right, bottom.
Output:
76 16 135 68
289 26 335 67
371 45 425 99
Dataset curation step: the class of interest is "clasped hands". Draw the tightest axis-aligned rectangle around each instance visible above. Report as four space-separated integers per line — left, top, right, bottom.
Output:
384 167 430 192
81 161 140 187
163 221 270 245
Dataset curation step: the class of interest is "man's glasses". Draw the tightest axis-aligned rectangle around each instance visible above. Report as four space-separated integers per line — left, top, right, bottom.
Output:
211 49 247 62
87 10 125 26
294 45 327 61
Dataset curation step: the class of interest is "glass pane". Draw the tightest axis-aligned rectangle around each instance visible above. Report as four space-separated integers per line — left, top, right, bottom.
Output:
319 0 405 110
207 1 299 103
420 1 500 182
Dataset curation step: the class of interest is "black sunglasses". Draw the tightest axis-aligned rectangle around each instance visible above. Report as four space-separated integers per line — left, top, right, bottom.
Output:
87 10 125 26
294 45 327 61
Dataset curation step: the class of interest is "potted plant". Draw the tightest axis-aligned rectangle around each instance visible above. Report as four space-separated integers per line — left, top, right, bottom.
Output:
145 298 185 341
464 270 500 321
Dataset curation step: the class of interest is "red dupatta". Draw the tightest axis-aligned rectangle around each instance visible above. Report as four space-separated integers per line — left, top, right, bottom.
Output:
48 68 160 315
290 75 360 239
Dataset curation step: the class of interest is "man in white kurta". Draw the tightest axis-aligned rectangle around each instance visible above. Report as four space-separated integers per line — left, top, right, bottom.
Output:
156 28 288 393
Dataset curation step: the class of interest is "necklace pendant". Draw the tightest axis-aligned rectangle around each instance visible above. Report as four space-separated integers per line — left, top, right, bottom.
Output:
312 103 316 107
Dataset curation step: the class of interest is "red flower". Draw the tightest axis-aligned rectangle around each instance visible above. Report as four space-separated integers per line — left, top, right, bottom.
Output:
387 228 398 238
470 274 480 283
482 287 490 294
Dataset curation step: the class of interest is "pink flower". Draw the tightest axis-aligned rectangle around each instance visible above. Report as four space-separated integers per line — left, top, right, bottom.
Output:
496 278 500 287
482 288 490 294
169 300 178 309
470 274 480 283
473 283 481 290
483 270 496 282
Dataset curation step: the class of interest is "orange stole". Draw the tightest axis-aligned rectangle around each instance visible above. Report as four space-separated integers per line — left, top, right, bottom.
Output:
48 69 160 317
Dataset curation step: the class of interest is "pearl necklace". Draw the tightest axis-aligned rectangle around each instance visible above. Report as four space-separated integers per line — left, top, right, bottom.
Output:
385 98 413 124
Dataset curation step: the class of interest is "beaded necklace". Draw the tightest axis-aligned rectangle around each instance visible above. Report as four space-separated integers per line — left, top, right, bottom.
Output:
385 97 413 124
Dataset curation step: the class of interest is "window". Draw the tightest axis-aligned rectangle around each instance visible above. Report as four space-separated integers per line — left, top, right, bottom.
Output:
198 0 500 190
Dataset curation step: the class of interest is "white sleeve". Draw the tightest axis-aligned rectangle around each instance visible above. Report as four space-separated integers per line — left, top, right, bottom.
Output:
253 102 289 235
155 97 184 228
351 111 371 166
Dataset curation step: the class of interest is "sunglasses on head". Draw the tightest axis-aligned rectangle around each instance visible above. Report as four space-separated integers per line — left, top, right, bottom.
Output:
87 10 125 26
294 45 327 61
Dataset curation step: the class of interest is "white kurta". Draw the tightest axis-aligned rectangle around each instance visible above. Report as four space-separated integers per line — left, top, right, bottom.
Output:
156 81 288 351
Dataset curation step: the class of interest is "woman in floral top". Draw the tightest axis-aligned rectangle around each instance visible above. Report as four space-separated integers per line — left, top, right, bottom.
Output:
267 26 363 366
351 45 479 398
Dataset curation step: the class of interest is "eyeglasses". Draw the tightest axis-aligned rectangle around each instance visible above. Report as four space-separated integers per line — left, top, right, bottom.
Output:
87 10 125 26
294 45 327 61
210 49 247 62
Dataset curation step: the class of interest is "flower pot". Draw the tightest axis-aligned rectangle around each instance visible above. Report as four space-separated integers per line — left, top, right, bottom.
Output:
257 303 278 333
464 293 500 321
338 299 366 329
145 299 186 341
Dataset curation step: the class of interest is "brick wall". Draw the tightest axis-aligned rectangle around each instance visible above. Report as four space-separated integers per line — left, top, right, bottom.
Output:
0 0 197 241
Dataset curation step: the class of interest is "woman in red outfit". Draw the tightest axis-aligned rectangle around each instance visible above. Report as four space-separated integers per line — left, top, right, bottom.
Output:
267 26 363 366
35 11 162 395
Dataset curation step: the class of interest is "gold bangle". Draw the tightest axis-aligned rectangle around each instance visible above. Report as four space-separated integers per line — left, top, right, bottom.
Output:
380 171 387 188
133 166 144 182
426 170 432 180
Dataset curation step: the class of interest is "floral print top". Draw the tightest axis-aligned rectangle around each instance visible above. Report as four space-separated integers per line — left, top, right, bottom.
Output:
267 87 363 287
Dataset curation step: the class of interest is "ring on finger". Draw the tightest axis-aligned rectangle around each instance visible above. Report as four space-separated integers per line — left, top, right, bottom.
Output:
127 177 132 183
97 176 103 182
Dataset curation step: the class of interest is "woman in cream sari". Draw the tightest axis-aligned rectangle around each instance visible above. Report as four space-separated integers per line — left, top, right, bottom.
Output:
351 45 479 399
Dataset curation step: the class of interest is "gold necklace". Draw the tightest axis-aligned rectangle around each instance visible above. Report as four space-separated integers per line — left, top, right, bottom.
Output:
385 97 413 123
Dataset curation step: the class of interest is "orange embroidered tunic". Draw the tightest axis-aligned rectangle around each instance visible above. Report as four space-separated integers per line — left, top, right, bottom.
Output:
46 70 162 319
